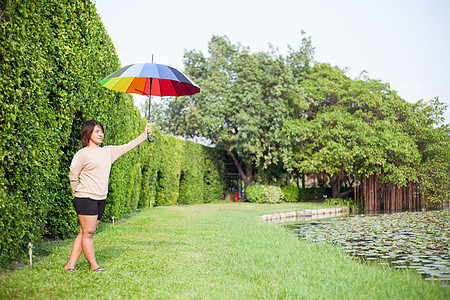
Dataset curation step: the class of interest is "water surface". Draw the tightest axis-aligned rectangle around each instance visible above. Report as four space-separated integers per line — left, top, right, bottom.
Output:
285 210 449 287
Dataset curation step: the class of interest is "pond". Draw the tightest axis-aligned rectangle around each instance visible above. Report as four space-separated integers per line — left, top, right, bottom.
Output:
284 210 450 287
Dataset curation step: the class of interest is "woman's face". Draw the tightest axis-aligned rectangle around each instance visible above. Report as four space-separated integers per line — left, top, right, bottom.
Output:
89 125 104 146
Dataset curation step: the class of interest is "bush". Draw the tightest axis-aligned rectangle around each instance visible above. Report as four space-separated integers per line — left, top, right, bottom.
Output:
298 187 331 201
246 185 284 204
277 186 332 202
280 186 300 202
246 185 265 203
324 197 360 212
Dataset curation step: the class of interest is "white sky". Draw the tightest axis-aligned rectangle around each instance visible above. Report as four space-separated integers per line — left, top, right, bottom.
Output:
94 0 450 124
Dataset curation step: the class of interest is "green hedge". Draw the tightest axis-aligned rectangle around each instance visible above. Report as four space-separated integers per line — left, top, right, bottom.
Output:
0 0 224 266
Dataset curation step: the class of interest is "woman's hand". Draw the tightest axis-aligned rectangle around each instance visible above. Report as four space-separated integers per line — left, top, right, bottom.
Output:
144 123 153 136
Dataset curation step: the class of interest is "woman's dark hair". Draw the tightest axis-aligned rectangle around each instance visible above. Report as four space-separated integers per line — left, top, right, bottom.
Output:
81 120 104 147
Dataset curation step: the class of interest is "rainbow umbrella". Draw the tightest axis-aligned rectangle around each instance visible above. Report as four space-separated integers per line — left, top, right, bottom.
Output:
100 62 200 142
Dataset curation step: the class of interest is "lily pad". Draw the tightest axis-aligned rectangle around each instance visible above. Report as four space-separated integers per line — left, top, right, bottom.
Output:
286 210 449 285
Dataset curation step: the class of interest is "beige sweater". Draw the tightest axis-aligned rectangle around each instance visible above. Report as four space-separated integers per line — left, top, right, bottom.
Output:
69 133 147 200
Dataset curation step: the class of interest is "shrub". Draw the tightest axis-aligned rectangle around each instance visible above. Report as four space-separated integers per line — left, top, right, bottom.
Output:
280 186 300 202
324 197 360 212
298 187 332 201
246 185 265 203
246 185 284 204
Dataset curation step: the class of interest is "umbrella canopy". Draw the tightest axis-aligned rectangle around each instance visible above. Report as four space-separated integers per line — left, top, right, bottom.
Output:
100 63 200 97
100 62 200 142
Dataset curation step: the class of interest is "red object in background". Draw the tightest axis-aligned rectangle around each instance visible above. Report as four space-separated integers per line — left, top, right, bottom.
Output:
234 192 239 202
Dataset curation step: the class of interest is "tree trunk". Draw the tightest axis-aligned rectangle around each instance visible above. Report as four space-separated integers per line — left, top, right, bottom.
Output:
227 151 253 188
331 175 340 198
243 163 253 188
286 171 291 186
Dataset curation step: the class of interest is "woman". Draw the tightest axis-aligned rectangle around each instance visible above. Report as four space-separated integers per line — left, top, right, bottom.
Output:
64 119 152 273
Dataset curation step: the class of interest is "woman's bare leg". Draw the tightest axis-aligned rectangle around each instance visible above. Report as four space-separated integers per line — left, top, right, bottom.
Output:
65 216 100 270
78 215 100 270
64 227 83 270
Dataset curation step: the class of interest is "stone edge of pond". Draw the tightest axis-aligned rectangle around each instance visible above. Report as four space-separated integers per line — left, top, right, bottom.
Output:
261 207 349 222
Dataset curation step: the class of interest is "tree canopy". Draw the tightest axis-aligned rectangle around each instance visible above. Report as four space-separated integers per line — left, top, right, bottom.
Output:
284 63 425 197
153 36 299 187
153 34 449 204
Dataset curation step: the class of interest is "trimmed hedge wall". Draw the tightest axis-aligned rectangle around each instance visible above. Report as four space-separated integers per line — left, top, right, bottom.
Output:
0 0 224 266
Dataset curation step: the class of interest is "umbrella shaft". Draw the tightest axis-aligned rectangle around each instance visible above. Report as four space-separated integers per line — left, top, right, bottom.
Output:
147 78 153 123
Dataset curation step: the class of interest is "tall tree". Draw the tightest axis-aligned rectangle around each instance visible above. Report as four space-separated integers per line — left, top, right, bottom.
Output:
408 98 450 204
286 30 315 82
152 36 297 187
284 63 422 198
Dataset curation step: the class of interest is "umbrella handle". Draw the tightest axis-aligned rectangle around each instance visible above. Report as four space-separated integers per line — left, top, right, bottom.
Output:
146 121 155 142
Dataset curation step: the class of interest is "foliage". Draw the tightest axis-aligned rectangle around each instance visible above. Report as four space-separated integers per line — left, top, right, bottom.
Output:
0 0 224 266
253 162 287 186
245 185 265 203
298 187 331 201
324 197 359 212
274 186 334 202
143 133 224 207
246 185 284 204
136 130 225 209
156 33 449 207
284 62 449 201
0 0 122 265
409 99 450 204
152 35 299 187
280 186 300 202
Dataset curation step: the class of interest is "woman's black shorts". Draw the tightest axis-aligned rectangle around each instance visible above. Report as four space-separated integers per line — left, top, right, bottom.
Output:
73 197 106 221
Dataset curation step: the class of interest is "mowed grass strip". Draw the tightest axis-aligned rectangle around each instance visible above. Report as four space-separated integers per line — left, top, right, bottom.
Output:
0 203 447 299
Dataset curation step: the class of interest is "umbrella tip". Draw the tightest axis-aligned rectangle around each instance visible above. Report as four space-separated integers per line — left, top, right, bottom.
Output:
152 54 154 63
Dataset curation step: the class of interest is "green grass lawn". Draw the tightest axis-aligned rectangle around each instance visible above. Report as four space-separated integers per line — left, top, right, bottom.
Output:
0 202 447 299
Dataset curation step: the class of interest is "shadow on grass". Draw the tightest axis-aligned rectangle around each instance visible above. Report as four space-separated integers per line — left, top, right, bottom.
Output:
0 238 71 275
96 246 129 260
67 246 129 270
